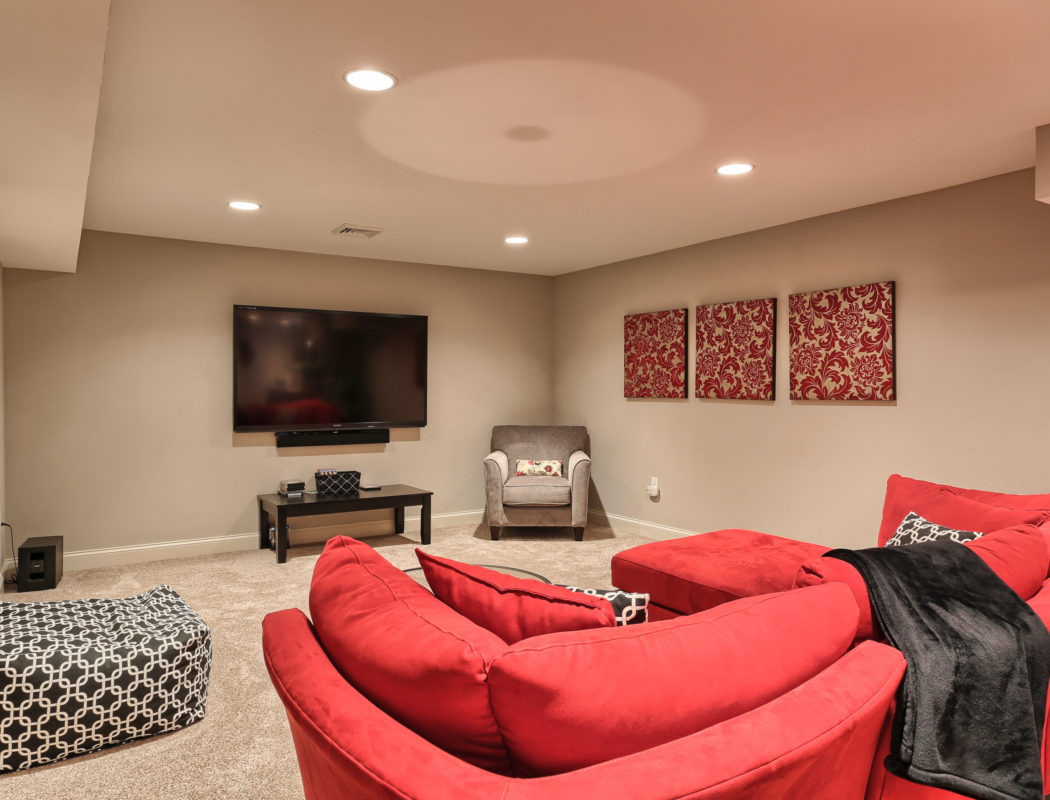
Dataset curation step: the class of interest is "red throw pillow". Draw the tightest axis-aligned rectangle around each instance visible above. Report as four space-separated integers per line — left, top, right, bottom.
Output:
416 549 615 643
309 537 512 774
964 524 1049 601
902 474 1050 511
878 474 1050 546
794 524 1050 642
793 557 880 641
1026 578 1050 628
487 583 859 776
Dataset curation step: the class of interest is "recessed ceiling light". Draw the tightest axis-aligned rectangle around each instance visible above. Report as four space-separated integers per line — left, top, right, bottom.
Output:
504 235 529 245
344 69 397 92
716 163 754 176
228 200 260 211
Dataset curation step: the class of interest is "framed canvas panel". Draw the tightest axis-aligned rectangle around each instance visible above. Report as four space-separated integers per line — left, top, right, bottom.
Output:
788 281 896 401
695 298 776 400
624 308 687 399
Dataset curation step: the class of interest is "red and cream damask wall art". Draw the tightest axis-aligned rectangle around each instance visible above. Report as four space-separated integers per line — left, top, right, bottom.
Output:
624 308 687 399
695 298 776 400
788 281 896 401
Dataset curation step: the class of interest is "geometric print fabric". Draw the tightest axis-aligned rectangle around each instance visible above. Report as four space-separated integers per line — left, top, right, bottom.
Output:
316 469 362 496
560 587 650 625
0 585 212 772
884 512 984 548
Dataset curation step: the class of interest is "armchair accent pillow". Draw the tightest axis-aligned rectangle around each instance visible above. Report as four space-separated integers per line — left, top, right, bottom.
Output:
415 550 615 644
514 459 564 477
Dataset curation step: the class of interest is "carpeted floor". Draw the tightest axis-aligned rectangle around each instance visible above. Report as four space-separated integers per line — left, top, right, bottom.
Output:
0 524 652 799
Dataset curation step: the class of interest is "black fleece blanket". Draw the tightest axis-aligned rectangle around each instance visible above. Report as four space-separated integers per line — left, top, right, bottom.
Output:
828 542 1050 800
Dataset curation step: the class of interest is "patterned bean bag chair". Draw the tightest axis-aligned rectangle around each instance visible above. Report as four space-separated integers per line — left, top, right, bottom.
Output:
0 585 211 772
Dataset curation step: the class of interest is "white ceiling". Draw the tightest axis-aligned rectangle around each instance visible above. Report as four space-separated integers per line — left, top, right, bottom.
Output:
6 0 1050 276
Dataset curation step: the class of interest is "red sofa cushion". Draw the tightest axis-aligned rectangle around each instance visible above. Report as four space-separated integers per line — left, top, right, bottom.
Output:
794 556 880 641
794 524 1050 644
415 549 616 643
1027 577 1050 629
309 537 513 774
611 529 829 615
898 474 1050 511
487 582 859 776
964 524 1049 601
878 474 1050 547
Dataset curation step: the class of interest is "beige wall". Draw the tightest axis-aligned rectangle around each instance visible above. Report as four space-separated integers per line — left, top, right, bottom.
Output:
554 169 1050 549
5 170 1050 562
3 231 554 554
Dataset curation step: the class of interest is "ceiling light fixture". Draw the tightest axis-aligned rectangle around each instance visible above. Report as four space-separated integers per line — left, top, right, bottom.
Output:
228 200 260 211
344 69 397 92
504 235 529 245
716 163 754 176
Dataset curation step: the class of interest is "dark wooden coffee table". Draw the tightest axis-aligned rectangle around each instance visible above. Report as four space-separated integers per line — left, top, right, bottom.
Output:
258 484 433 563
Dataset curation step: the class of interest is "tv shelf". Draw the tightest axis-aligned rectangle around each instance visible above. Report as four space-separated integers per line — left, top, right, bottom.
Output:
275 429 390 448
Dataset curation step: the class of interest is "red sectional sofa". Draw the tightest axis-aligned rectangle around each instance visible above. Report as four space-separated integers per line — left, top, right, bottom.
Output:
263 475 1050 799
612 474 1050 800
613 475 1050 621
264 536 906 800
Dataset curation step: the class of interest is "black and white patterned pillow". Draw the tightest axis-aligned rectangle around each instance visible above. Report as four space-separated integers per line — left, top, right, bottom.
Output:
885 511 984 548
560 587 649 625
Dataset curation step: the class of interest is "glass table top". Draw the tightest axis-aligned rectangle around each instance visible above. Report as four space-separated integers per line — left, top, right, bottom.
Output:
404 564 550 588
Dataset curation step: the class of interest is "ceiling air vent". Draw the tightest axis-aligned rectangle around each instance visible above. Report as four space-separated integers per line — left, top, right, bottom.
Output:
331 223 385 239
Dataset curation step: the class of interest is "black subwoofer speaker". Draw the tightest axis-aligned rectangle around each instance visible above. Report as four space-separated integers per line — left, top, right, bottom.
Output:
17 535 63 592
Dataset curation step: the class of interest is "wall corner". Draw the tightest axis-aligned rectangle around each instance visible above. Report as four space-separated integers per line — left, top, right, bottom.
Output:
1036 124 1050 205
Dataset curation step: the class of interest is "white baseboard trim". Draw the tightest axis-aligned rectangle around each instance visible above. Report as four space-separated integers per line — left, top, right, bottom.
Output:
1 533 261 577
590 510 693 541
427 509 485 527
0 509 487 576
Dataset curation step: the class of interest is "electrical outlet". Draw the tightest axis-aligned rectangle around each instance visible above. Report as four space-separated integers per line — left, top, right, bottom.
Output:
646 476 660 497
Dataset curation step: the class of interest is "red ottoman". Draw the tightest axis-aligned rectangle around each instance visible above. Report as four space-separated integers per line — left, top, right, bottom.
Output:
611 529 829 619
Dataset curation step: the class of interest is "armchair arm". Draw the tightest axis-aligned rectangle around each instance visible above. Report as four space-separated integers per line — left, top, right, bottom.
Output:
483 451 509 525
568 450 592 527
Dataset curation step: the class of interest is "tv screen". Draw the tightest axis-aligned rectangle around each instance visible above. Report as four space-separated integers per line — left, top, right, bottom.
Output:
233 305 427 432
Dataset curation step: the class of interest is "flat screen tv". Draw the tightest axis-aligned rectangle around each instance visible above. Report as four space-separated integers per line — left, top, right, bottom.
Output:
233 305 427 432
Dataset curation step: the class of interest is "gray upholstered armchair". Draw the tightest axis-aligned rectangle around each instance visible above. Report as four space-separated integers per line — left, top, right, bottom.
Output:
483 425 591 541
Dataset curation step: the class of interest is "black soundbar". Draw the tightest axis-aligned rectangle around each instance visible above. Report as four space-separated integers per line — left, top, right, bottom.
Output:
275 429 391 448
